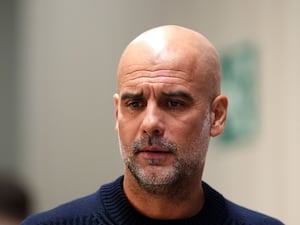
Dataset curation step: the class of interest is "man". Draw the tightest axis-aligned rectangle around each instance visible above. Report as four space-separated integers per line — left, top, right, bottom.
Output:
21 25 284 225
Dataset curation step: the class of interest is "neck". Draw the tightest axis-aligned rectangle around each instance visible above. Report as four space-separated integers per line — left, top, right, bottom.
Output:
123 171 205 220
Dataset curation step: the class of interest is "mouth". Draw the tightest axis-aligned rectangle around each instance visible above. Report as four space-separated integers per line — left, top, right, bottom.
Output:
141 145 170 152
138 146 173 159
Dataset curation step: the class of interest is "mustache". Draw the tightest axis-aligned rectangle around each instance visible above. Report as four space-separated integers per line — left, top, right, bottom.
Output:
133 136 178 154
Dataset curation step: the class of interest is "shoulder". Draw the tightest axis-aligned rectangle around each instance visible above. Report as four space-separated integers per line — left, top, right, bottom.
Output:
20 190 101 225
224 198 284 225
202 182 284 225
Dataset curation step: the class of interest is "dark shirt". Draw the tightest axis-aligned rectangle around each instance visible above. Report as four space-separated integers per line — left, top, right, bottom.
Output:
21 176 284 225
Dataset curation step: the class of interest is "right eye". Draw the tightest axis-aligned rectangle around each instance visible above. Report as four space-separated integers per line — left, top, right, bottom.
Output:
127 100 145 109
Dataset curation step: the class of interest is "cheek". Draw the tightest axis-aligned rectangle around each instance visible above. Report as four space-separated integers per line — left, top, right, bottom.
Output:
117 116 140 144
117 120 136 160
169 111 211 149
168 114 206 139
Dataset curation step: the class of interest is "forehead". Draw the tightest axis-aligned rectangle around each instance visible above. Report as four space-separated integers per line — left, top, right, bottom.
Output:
120 67 192 83
117 44 205 91
118 70 192 95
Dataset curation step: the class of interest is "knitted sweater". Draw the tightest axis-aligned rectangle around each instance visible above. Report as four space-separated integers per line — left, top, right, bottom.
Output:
21 176 284 225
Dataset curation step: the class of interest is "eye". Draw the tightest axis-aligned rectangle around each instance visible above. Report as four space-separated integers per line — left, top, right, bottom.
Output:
167 100 182 108
127 100 145 109
128 101 139 108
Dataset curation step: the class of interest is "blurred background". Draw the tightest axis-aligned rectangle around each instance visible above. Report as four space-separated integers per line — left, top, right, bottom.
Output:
1 0 299 224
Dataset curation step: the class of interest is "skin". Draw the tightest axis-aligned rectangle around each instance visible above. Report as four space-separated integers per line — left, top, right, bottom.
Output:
114 25 228 220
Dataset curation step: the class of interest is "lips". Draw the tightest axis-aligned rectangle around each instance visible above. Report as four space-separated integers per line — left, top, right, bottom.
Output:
138 145 173 160
140 145 171 153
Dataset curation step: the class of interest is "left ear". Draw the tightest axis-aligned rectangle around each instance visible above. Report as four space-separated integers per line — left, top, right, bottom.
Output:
210 95 228 137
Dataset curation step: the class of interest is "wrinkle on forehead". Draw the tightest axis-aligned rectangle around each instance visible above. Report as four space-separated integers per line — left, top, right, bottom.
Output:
119 69 193 85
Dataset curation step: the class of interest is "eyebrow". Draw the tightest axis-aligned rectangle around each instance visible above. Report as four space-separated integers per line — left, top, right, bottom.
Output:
120 91 193 102
161 91 193 101
120 92 143 101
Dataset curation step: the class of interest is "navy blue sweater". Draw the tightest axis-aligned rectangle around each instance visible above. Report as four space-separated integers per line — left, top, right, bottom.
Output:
21 176 284 225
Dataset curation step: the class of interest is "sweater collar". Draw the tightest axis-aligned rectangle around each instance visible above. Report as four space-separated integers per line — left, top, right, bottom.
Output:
99 176 228 225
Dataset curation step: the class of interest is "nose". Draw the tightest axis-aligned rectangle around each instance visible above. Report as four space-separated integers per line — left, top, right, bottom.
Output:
141 103 164 137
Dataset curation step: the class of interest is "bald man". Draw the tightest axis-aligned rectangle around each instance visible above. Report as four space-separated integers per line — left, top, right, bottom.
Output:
21 25 284 225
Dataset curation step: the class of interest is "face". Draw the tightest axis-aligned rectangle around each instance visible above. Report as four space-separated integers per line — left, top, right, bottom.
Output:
114 39 225 194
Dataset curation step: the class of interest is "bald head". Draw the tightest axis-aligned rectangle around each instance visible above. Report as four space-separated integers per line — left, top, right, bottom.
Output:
117 25 221 101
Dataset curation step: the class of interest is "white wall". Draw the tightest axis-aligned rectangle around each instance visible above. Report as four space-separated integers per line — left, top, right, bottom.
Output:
15 1 300 224
0 0 16 171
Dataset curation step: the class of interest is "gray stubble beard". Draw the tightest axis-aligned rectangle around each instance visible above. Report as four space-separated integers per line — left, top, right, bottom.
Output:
121 109 211 198
124 137 205 197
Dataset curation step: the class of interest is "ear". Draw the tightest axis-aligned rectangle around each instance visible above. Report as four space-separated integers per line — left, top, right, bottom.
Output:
210 95 228 137
113 93 119 131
